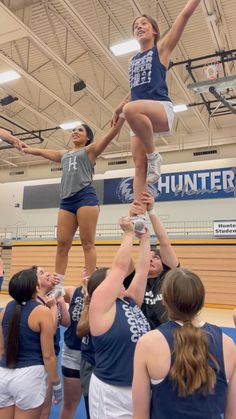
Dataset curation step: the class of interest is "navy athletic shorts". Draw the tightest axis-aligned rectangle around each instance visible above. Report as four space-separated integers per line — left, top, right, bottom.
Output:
59 185 99 214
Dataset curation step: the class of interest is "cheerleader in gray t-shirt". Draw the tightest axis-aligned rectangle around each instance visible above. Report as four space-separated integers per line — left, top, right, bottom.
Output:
24 119 124 295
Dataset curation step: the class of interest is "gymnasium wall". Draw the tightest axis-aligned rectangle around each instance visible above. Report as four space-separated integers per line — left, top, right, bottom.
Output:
0 157 236 228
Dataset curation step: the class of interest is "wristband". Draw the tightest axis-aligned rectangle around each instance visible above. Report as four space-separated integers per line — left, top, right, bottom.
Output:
52 381 62 402
148 208 155 216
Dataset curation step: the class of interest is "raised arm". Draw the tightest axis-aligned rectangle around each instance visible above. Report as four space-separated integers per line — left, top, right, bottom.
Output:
63 286 76 304
23 147 66 162
57 296 70 327
37 306 60 383
159 0 201 65
141 190 178 268
88 117 124 160
111 92 131 126
132 336 151 419
43 295 60 334
37 306 62 404
0 128 28 150
125 229 150 306
89 217 134 335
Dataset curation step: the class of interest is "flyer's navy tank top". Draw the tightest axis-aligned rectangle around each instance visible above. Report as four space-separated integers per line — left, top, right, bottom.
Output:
129 46 171 102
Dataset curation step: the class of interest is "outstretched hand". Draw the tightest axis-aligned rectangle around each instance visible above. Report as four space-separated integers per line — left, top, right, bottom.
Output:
14 138 28 151
111 103 124 127
141 188 155 211
119 216 134 235
111 110 120 127
110 116 125 137
129 200 146 217
51 273 60 286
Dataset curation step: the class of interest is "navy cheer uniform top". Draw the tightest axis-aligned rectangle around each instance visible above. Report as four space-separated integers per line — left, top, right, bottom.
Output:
0 300 44 368
150 321 228 419
92 297 150 386
129 46 171 102
64 287 84 350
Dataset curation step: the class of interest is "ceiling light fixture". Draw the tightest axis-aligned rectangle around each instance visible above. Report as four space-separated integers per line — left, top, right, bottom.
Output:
59 120 82 130
0 70 21 84
110 39 139 56
173 104 188 113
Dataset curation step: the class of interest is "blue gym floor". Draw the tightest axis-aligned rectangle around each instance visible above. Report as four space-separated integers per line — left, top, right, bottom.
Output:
49 326 236 419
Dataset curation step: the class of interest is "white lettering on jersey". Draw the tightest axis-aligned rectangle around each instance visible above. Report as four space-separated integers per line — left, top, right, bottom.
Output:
68 156 78 171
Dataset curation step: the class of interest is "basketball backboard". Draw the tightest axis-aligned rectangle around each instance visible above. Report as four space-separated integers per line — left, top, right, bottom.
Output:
187 75 236 94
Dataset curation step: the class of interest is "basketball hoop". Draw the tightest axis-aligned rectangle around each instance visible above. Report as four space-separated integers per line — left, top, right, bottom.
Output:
203 60 221 81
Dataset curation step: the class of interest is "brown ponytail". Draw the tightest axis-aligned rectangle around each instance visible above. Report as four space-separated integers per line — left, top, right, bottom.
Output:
162 268 219 397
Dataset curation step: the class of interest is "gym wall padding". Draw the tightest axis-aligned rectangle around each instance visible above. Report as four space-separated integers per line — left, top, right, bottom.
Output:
7 239 236 307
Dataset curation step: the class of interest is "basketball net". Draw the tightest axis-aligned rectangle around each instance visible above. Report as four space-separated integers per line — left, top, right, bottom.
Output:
203 60 221 81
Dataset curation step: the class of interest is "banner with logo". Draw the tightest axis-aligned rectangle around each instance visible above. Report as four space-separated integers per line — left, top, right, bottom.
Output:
103 167 236 204
23 166 236 209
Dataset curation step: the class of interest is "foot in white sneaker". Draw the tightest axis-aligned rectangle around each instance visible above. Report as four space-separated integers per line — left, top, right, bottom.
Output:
131 215 147 235
52 284 65 298
52 273 65 298
146 152 162 184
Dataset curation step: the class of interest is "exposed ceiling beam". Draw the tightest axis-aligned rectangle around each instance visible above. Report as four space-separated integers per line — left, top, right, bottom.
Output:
47 2 128 94
127 0 143 15
0 50 104 135
0 2 122 117
98 0 130 38
57 0 128 84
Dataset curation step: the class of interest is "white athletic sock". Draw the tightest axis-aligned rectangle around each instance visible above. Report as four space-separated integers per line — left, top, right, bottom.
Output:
53 274 65 298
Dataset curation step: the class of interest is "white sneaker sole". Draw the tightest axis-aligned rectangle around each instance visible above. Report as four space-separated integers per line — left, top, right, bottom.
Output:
131 216 146 234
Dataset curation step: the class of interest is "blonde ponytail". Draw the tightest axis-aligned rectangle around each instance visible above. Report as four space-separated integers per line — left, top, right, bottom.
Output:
170 322 219 397
161 267 220 397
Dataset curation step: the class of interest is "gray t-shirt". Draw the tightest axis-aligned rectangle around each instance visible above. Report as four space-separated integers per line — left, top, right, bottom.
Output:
60 148 94 199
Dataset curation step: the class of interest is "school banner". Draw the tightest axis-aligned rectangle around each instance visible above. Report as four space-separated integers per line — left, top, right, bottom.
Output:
103 166 236 204
213 220 236 237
